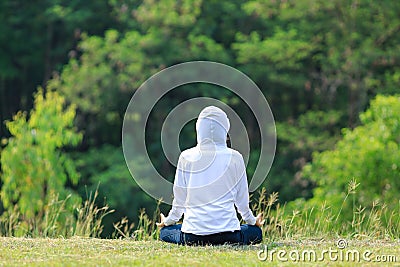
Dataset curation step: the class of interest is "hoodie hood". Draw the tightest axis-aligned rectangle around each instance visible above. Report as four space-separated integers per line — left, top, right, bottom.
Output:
196 106 230 146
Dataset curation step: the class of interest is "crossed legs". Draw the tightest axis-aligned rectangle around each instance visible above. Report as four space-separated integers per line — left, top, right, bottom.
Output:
160 224 262 245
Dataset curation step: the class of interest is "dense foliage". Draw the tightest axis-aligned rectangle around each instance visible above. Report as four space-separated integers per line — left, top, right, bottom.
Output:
303 95 400 220
0 0 399 236
0 89 82 236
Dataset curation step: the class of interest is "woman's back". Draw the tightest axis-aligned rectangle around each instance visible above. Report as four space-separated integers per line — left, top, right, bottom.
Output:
179 146 245 235
164 106 256 235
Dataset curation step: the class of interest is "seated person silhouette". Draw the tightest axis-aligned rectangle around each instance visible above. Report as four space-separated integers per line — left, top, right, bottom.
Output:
157 106 264 245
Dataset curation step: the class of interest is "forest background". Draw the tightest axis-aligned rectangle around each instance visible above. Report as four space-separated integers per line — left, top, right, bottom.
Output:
0 0 399 237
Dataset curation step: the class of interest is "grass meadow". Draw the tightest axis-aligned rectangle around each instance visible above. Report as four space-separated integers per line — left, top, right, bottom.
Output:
0 238 398 266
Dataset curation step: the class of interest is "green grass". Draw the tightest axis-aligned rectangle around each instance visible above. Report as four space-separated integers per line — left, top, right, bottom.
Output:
0 237 398 266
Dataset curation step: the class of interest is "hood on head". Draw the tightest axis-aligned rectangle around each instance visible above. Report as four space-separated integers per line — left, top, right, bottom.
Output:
196 106 230 146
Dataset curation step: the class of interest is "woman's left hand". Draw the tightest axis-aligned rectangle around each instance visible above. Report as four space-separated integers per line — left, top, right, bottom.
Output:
255 213 265 227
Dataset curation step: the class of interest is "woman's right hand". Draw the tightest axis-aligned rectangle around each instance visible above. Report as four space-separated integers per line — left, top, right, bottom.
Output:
156 213 166 228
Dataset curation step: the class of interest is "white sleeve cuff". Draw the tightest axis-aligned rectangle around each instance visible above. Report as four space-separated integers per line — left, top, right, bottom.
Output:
163 216 176 226
246 215 257 225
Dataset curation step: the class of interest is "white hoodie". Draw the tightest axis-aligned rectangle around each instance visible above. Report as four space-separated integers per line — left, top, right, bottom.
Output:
164 106 256 235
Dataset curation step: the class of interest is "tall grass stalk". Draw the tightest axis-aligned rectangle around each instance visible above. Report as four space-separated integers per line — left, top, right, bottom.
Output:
74 189 114 237
0 189 112 238
41 193 74 237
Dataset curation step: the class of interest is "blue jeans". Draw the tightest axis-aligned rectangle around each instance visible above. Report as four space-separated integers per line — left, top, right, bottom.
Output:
160 224 262 245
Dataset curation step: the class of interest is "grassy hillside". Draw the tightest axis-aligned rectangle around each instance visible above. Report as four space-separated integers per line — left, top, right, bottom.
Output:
0 237 398 266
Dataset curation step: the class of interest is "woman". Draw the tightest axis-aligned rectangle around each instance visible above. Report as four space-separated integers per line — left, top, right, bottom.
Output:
157 106 264 245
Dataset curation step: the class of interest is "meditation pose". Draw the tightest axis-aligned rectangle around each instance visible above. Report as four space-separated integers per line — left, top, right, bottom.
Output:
157 106 264 245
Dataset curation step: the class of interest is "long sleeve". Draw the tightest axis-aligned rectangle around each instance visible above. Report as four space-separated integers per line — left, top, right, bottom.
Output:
234 157 257 225
164 155 187 226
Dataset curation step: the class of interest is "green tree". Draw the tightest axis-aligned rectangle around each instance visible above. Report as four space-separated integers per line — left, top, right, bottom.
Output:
236 0 400 121
233 0 400 201
0 89 82 219
302 95 400 220
268 110 343 202
0 0 114 138
49 0 234 146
